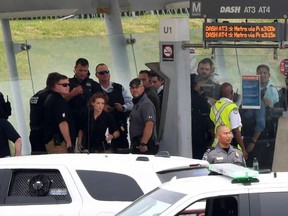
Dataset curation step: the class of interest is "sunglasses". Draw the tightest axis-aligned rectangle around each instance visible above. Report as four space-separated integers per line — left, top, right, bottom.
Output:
57 83 70 87
97 70 110 75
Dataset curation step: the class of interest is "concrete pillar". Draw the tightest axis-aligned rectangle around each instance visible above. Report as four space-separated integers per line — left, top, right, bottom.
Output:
104 0 131 87
1 19 31 155
158 18 192 157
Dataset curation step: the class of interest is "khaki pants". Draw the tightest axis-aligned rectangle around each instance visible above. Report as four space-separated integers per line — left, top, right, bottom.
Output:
45 139 67 154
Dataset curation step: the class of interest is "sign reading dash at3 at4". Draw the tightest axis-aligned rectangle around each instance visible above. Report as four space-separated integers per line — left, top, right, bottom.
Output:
203 23 283 42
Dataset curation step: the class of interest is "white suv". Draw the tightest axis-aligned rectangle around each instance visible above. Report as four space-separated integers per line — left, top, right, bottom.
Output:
117 163 288 216
0 152 209 216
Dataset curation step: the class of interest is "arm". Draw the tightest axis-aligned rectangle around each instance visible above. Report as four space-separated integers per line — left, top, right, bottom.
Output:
77 130 84 151
14 138 22 156
106 130 120 142
122 87 133 111
264 84 279 107
246 131 262 153
64 86 83 101
232 128 248 159
114 87 133 112
141 120 154 144
59 121 72 148
139 120 154 153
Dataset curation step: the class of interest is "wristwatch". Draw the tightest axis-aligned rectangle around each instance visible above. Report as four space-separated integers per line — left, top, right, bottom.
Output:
140 143 147 147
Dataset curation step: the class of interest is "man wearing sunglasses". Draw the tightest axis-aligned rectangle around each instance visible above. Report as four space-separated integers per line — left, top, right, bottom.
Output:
65 58 103 138
95 63 133 153
43 72 76 153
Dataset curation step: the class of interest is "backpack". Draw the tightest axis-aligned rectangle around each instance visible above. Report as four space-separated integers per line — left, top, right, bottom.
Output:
0 92 12 119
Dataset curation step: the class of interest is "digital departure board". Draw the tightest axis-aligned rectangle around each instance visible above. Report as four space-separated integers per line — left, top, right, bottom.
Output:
190 0 287 19
203 23 283 42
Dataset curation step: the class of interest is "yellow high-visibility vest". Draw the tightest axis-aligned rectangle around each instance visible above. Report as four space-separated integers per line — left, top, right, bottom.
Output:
210 99 241 149
210 99 238 131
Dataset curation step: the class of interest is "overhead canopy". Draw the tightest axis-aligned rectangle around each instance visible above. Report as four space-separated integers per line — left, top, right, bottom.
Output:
0 0 189 19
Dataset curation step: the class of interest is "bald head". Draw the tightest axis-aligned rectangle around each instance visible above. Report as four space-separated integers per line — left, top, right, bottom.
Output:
220 82 233 99
216 124 232 148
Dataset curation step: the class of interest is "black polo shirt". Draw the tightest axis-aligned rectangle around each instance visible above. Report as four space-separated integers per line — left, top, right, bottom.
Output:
44 92 76 146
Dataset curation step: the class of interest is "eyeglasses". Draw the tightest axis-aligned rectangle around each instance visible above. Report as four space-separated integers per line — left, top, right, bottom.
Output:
97 70 110 75
57 83 70 87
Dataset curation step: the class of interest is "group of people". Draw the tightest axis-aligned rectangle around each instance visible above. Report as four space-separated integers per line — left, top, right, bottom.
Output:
193 58 283 169
1 56 284 166
29 58 164 155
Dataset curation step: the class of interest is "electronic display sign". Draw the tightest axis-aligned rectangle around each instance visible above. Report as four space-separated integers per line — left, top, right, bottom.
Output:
190 0 288 19
242 75 261 109
203 23 283 42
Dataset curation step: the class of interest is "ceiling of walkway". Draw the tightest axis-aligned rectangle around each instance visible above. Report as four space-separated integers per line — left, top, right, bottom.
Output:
0 0 189 19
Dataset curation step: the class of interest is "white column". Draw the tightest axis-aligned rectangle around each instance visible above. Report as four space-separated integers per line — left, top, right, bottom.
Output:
158 18 192 157
104 0 131 87
1 19 31 155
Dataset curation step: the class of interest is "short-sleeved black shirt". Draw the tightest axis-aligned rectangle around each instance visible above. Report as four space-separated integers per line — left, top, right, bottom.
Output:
0 119 20 158
44 92 76 146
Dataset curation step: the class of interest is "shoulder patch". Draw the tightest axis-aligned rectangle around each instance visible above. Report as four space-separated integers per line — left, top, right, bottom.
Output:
232 108 239 114
202 147 214 160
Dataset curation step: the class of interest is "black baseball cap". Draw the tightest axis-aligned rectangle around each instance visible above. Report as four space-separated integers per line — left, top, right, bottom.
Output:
129 78 142 87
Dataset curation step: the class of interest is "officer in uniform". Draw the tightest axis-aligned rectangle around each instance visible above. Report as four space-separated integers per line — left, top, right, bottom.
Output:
203 124 246 167
129 78 158 155
29 86 52 154
210 82 248 159
44 72 76 153
65 58 103 137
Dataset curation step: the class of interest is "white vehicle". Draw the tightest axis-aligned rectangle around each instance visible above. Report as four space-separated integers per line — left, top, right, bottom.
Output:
0 152 209 216
116 163 288 216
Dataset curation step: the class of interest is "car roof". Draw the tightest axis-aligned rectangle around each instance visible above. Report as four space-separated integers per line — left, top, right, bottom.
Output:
158 171 288 196
0 153 209 173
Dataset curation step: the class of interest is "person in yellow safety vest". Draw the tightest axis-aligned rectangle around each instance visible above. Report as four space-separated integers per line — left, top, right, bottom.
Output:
210 82 248 159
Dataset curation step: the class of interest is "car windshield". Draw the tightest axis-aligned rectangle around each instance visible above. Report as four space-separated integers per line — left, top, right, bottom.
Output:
116 188 186 216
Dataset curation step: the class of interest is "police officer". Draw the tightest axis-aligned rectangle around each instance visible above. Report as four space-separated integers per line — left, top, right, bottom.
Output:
203 124 246 167
129 78 158 155
65 58 103 137
44 72 76 153
210 82 248 159
29 86 52 154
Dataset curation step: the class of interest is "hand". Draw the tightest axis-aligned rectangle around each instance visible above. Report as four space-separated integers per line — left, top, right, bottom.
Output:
104 104 114 112
72 86 83 95
114 103 124 112
138 144 148 153
247 142 255 153
105 134 114 142
263 98 272 107
242 149 248 160
206 97 217 105
77 143 84 152
66 142 72 149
